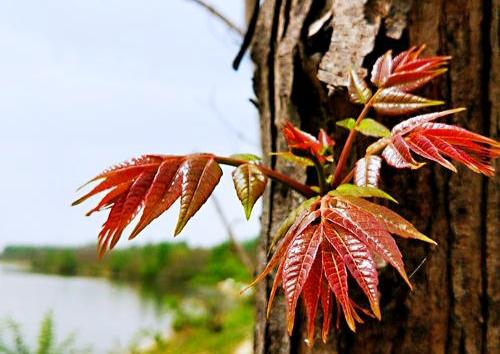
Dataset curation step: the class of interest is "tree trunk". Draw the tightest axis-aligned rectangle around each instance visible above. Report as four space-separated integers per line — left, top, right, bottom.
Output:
250 1 499 353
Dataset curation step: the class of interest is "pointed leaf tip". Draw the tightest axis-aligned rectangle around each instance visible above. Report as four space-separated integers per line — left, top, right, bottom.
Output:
232 163 268 220
348 68 372 104
174 155 222 236
330 184 398 203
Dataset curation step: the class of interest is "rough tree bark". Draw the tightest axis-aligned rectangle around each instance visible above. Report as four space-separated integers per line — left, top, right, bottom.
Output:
249 0 498 353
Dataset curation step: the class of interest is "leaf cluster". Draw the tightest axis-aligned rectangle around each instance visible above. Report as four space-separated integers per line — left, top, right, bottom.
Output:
74 44 499 345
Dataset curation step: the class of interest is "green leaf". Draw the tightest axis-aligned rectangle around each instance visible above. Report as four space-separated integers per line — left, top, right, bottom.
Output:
336 118 356 130
268 197 320 255
271 152 314 167
337 118 390 138
329 184 397 203
230 153 262 162
232 163 268 219
357 119 391 138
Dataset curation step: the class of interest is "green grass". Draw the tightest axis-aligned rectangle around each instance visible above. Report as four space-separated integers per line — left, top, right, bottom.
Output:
147 298 253 354
1 240 258 354
0 312 90 354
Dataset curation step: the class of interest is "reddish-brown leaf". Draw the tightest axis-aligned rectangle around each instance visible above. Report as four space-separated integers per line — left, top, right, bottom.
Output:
339 196 436 244
383 69 447 92
175 154 222 235
129 157 183 239
380 109 500 176
74 154 225 254
232 163 268 219
245 209 319 289
371 50 392 87
282 226 322 334
321 220 381 319
406 134 457 172
354 156 382 188
320 276 333 342
382 143 420 169
249 191 433 340
282 121 334 163
85 181 133 216
391 108 465 136
373 88 443 116
302 253 322 345
73 158 162 206
382 45 450 92
325 202 410 287
97 195 127 257
322 240 355 331
108 171 157 247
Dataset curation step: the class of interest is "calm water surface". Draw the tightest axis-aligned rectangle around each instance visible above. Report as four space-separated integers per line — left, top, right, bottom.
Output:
0 263 171 353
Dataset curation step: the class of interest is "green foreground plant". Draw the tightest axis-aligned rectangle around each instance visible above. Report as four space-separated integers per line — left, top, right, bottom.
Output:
0 313 89 354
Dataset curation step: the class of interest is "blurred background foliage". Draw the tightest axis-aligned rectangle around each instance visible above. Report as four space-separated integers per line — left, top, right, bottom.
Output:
1 239 257 353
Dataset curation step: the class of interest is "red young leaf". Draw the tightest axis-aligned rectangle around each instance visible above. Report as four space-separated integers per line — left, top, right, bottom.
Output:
282 225 322 334
324 205 411 288
321 219 381 320
373 88 443 115
73 154 223 255
384 69 447 92
108 171 157 246
129 157 183 239
232 163 268 219
339 196 436 244
247 193 427 339
320 276 333 342
282 122 334 163
354 156 382 188
175 155 222 235
318 128 335 153
283 121 322 155
371 50 392 87
302 253 323 345
85 181 133 216
372 44 449 92
322 240 356 331
376 109 500 176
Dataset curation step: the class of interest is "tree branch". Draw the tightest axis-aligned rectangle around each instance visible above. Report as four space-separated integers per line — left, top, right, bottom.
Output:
186 0 244 37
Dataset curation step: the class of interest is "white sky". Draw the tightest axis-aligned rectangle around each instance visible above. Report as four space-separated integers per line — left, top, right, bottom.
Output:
0 0 261 249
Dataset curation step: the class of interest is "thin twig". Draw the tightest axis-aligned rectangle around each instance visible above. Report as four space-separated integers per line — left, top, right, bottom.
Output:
409 256 428 280
212 195 254 273
233 0 261 70
186 0 244 36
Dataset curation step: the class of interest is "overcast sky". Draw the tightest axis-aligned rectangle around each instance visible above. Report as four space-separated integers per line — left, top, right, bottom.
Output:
0 0 261 250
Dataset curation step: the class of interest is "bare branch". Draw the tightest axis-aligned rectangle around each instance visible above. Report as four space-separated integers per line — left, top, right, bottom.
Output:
186 0 244 37
212 195 254 273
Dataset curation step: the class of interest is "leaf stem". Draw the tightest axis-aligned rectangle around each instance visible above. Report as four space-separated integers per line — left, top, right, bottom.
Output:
340 167 355 185
214 155 317 198
311 156 328 195
332 89 381 187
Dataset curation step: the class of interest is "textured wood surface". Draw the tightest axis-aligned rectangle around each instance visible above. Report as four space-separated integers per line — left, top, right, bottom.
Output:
250 0 499 353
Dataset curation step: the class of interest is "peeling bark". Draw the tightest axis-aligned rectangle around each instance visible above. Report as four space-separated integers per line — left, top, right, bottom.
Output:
250 0 499 353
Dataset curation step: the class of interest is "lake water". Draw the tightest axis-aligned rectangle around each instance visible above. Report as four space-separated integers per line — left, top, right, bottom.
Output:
0 263 171 353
